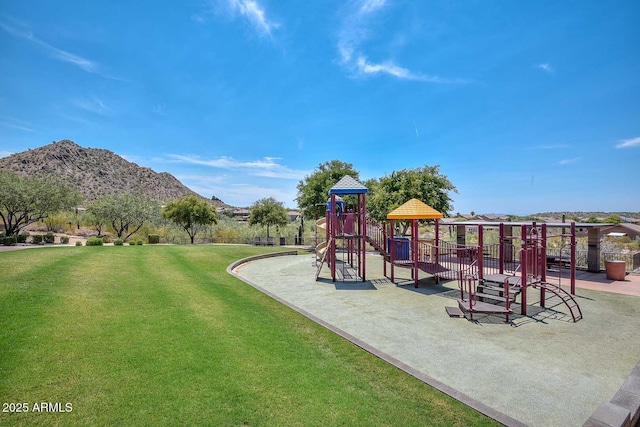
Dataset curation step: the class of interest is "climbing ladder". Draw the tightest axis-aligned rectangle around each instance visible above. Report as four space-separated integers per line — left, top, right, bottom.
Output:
530 282 583 322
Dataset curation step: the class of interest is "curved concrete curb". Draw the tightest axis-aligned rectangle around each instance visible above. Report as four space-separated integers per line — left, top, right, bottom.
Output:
228 252 525 427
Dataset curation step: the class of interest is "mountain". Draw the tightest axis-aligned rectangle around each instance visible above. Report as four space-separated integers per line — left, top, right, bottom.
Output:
0 139 225 206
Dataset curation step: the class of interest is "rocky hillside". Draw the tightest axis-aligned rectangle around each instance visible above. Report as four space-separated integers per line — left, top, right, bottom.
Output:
0 139 225 206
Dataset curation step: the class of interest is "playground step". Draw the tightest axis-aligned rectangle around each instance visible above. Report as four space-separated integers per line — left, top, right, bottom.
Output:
474 292 512 304
457 299 512 314
478 283 522 294
482 274 522 286
445 306 465 317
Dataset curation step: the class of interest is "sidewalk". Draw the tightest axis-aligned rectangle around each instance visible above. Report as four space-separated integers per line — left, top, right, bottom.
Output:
233 252 640 427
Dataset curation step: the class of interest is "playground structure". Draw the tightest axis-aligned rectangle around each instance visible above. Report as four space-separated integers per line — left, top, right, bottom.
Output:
315 176 368 282
315 176 583 323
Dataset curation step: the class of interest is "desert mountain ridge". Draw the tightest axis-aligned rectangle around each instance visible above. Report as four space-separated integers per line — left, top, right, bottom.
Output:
0 139 227 206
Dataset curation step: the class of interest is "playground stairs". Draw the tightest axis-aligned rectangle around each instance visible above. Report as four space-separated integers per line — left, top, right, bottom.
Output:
454 276 513 322
477 274 522 305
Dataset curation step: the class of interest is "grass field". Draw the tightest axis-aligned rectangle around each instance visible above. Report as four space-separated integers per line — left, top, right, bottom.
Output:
0 245 498 426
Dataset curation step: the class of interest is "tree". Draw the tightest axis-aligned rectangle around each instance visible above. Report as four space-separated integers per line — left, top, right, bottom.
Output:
162 195 218 244
603 214 622 224
366 165 457 234
248 197 288 238
87 193 159 240
295 160 360 219
0 171 81 236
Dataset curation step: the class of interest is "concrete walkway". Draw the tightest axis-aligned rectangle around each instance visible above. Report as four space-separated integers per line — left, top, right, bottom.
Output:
232 252 640 427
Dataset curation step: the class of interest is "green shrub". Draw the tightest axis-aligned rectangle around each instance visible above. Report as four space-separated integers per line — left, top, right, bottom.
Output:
114 238 124 246
75 241 83 246
128 241 135 245
32 235 44 244
1 236 17 246
86 237 104 246
148 234 160 244
60 236 70 244
17 233 29 243
44 233 55 244
101 235 112 244
136 240 144 245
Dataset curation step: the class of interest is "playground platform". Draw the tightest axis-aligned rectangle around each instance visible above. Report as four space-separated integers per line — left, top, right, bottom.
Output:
232 251 640 427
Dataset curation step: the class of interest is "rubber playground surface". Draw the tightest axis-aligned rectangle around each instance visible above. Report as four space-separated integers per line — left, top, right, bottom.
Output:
233 251 640 427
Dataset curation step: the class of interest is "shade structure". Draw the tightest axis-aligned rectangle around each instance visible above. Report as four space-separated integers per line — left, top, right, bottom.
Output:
329 175 368 195
386 198 443 220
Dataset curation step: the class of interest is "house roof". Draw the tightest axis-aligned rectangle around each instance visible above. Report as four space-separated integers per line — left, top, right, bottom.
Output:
328 176 368 195
386 199 443 220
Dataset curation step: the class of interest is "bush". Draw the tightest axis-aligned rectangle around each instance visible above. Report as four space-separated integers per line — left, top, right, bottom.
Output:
136 240 144 245
44 233 55 244
101 235 112 244
128 241 135 245
114 238 124 246
60 236 70 244
86 237 104 246
17 233 29 243
32 235 44 244
148 234 160 244
1 236 18 246
75 241 83 246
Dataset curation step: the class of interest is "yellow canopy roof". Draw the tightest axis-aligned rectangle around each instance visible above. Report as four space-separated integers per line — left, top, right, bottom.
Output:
386 198 443 220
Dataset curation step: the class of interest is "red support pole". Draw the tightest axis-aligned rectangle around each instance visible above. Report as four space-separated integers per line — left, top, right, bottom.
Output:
434 219 440 261
362 193 367 281
540 223 547 307
499 223 505 275
520 224 527 316
330 194 336 282
571 222 576 294
541 223 547 282
478 225 484 281
390 219 395 283
383 220 387 278
413 219 419 288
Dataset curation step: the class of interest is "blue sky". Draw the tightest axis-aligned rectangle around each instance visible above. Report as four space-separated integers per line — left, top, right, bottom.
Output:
1 0 639 215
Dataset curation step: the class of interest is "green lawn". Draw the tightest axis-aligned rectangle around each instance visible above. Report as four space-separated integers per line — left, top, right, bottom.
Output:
0 245 498 426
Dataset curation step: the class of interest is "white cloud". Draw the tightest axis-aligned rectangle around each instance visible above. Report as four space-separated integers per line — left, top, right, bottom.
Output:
168 154 310 180
0 150 13 158
336 1 468 84
359 0 387 14
537 63 554 73
71 96 110 115
615 136 640 149
0 116 35 132
558 157 581 165
1 21 99 74
207 0 278 38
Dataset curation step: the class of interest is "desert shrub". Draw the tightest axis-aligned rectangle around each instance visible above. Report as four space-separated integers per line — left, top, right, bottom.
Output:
101 235 112 244
17 233 29 243
32 235 44 244
44 232 55 244
214 227 239 243
75 241 83 246
136 240 143 245
86 237 104 246
60 236 70 244
1 236 17 246
114 238 124 246
148 234 160 244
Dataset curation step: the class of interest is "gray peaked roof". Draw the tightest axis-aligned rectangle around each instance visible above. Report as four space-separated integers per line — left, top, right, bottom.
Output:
328 175 368 195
